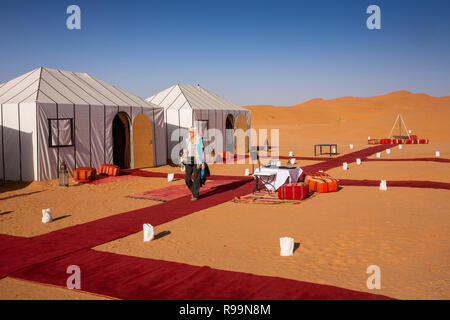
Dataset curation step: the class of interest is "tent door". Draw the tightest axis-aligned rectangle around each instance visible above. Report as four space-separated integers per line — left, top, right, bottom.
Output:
113 112 131 169
132 114 154 168
234 114 248 153
225 114 234 153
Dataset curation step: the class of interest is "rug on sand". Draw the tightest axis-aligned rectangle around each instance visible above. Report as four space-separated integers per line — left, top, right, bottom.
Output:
10 248 394 300
129 180 235 201
232 190 310 204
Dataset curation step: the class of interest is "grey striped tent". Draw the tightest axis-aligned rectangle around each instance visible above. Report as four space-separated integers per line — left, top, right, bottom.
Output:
147 84 250 163
0 67 166 182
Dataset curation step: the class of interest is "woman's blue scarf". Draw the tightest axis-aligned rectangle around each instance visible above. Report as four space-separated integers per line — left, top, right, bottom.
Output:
197 137 205 178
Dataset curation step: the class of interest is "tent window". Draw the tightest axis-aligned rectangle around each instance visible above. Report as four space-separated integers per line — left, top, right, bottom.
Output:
48 118 74 148
195 120 208 139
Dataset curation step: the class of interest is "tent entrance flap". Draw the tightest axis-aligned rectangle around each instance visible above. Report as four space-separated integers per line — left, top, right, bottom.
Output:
225 114 234 153
234 114 248 153
132 113 154 168
113 112 131 169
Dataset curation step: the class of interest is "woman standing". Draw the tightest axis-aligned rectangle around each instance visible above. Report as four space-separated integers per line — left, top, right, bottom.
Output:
183 127 205 201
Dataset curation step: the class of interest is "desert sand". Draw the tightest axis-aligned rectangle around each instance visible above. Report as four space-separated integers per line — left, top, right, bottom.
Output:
0 177 185 237
1 91 449 299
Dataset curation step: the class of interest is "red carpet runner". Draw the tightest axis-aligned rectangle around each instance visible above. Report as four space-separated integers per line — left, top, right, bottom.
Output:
129 180 235 201
339 179 450 190
0 179 254 279
300 144 394 172
88 169 250 185
10 248 393 300
364 157 450 163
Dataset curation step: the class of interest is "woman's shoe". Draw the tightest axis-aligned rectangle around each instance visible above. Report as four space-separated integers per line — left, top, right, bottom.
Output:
191 196 199 201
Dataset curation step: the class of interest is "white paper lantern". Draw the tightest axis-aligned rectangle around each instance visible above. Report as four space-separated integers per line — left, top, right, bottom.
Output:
290 158 296 165
41 208 52 223
398 145 402 150
435 151 440 157
368 136 371 140
349 144 354 149
244 168 250 176
280 237 294 256
356 158 361 165
343 162 348 170
332 147 336 154
379 180 387 191
288 151 293 157
386 149 391 154
143 224 154 242
167 173 174 182
376 152 381 158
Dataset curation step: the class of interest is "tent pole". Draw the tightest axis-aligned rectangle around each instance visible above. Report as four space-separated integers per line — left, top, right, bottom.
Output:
388 114 399 138
400 114 410 139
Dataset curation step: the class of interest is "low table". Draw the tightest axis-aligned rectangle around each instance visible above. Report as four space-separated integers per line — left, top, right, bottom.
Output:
252 171 276 193
254 166 302 192
314 144 338 157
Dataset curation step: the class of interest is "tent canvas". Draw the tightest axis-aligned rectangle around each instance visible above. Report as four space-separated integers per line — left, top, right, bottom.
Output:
146 84 250 163
0 67 167 182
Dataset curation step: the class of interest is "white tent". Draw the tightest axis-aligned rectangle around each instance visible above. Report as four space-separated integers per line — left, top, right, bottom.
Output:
146 84 250 163
0 67 167 182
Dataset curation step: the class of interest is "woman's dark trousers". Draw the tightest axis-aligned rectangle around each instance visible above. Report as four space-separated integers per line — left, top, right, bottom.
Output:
185 161 201 198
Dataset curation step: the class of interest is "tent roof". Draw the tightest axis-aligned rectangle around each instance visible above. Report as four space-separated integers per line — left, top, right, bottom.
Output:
0 67 160 109
146 84 247 112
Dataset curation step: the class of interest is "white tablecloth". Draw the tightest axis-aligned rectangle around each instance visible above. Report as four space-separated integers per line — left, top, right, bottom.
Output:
255 166 302 191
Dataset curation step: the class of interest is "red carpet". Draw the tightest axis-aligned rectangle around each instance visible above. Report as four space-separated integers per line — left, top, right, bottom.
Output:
130 180 235 201
277 156 332 161
364 157 450 163
0 179 254 279
123 169 250 181
339 179 450 190
87 169 248 185
301 144 394 173
10 248 393 300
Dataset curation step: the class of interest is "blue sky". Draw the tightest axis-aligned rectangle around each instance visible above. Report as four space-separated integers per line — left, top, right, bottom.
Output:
1 0 449 105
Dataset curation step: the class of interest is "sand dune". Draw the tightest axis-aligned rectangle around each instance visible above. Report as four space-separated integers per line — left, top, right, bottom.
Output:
245 91 450 143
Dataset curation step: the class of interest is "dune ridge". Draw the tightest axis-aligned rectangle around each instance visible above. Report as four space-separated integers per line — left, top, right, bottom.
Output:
243 90 450 143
